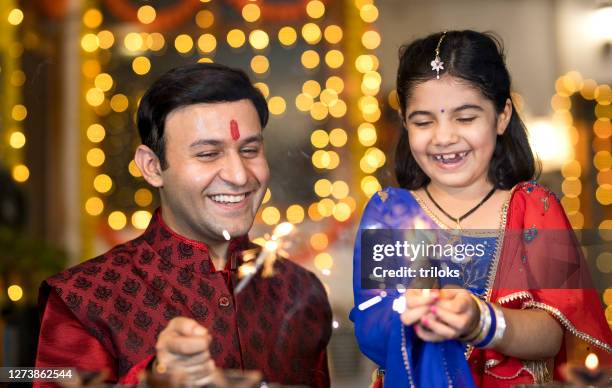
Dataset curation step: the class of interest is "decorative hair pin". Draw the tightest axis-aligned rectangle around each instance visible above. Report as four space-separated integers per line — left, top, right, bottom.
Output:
431 31 447 79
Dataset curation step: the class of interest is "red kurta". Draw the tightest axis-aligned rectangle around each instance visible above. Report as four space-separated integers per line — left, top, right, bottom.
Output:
35 210 332 387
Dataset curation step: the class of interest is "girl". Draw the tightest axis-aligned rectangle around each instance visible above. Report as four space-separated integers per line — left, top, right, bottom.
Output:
350 30 612 387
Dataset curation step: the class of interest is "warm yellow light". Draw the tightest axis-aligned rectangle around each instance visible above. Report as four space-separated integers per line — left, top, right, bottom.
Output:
124 32 145 52
85 197 104 216
332 202 351 221
95 73 113 92
128 160 142 178
9 132 26 149
308 203 323 221
83 8 102 28
306 0 325 18
81 33 100 52
314 179 332 197
97 30 115 49
312 150 328 169
551 94 571 111
327 150 340 169
325 50 344 69
87 148 106 167
596 184 612 205
286 204 305 224
561 196 580 215
263 188 272 204
595 85 612 105
562 71 583 94
132 56 151 75
10 70 25 87
196 33 216 54
594 151 612 171
314 252 333 270
310 233 328 250
594 119 611 139
355 0 374 8
326 76 344 94
82 60 101 78
242 3 261 22
360 4 378 22
585 353 599 370
86 88 105 107
361 175 381 197
254 82 269 98
355 54 378 73
303 80 321 97
196 10 215 28
251 55 269 74
94 174 113 193
366 147 386 168
249 29 269 50
12 165 29 183
262 207 281 225
134 188 153 207
302 23 322 45
268 96 286 115
108 211 127 230
137 5 156 24
597 252 612 273
324 25 343 44
331 180 349 199
362 30 381 50
7 285 23 302
562 178 582 198
175 34 194 53
359 95 379 114
87 124 106 143
110 94 129 112
561 160 581 178
311 129 329 148
388 90 400 110
295 93 314 112
301 50 320 69
528 118 574 172
317 198 334 217
320 89 338 107
8 8 24 26
329 100 347 118
227 29 246 48
310 102 328 120
363 71 382 90
132 210 152 230
329 128 347 147
595 104 612 120
360 155 377 174
278 26 297 46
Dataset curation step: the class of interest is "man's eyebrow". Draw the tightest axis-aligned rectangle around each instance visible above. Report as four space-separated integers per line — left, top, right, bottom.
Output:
189 139 223 148
239 134 264 145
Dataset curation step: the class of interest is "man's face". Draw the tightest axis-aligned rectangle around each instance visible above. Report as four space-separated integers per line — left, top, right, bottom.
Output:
156 99 269 245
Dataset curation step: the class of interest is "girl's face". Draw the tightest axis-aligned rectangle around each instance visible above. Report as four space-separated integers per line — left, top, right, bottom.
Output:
403 75 511 192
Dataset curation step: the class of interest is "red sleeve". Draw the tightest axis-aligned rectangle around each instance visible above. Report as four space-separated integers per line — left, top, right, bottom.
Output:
313 350 330 388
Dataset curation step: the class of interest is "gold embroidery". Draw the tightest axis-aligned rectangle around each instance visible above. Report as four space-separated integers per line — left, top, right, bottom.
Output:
377 190 389 203
497 291 534 305
522 360 552 384
523 301 612 352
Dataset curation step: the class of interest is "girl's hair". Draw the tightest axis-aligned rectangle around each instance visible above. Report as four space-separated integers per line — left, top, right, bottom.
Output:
395 30 538 190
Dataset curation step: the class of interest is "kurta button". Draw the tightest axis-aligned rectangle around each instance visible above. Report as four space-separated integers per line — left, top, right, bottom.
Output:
218 295 231 308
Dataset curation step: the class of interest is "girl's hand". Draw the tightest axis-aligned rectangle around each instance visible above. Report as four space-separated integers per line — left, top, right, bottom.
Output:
400 288 439 326
418 287 480 341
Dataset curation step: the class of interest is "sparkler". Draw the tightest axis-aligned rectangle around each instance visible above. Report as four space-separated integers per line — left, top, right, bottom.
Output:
234 222 294 294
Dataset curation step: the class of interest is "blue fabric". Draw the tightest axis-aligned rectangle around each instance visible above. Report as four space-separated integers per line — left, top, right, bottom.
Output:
350 188 498 388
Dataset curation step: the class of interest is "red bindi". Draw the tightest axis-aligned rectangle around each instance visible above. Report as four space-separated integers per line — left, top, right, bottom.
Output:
230 119 240 140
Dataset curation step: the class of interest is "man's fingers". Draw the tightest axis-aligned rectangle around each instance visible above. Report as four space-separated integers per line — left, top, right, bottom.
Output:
167 317 208 337
165 336 210 356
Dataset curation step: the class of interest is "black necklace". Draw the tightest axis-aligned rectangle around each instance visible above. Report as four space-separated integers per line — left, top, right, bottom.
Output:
424 185 496 229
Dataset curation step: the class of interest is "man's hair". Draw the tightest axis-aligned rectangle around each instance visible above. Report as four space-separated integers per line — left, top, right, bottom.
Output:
137 63 269 169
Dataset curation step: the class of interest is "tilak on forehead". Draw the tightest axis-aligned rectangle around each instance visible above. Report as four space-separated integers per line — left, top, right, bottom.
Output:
230 119 240 140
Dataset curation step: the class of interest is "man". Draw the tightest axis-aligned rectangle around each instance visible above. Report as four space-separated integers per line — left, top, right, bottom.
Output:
35 63 332 387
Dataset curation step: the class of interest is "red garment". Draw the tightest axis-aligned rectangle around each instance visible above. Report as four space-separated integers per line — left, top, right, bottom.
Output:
469 181 612 386
35 209 332 387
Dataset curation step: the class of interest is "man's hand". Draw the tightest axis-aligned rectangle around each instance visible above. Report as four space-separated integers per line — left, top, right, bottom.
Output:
154 317 217 386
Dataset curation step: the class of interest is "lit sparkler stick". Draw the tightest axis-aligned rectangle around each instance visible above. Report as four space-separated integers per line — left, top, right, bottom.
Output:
234 222 294 294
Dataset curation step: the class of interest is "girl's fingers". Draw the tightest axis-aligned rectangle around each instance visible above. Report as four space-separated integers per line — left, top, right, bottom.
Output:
414 323 445 343
420 313 459 338
400 305 429 326
404 289 439 308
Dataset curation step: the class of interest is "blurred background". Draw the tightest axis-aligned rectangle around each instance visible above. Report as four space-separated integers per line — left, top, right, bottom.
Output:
0 0 611 386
